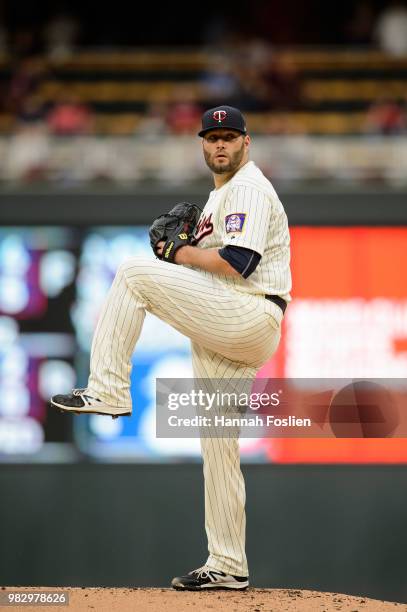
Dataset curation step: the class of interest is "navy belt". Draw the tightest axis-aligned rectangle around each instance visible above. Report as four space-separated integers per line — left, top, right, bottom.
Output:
265 294 287 314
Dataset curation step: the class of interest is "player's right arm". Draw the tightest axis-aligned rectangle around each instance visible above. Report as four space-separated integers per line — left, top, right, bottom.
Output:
173 245 241 277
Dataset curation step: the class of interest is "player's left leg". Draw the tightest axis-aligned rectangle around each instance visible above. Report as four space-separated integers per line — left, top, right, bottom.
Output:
51 255 281 416
51 257 147 416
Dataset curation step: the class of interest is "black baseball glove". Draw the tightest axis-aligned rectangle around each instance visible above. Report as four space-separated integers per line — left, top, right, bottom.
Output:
149 202 202 263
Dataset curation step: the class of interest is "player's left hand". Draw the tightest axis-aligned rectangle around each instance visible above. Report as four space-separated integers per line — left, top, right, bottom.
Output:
149 202 202 264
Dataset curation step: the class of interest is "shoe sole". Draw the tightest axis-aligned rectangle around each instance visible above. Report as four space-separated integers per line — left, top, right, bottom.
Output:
172 582 249 591
50 399 131 419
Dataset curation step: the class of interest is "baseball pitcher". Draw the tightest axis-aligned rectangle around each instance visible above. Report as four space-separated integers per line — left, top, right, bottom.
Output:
51 105 292 590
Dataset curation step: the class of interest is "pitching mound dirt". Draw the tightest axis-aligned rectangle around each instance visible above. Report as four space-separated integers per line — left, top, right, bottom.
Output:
1 587 406 612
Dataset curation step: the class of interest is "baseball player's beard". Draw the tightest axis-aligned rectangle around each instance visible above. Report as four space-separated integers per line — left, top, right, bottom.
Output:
204 142 245 175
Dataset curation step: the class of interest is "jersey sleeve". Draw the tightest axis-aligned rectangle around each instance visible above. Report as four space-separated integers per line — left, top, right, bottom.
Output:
221 184 272 255
218 245 261 278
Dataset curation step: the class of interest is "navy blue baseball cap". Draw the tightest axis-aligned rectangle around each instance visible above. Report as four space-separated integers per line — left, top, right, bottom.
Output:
198 105 247 137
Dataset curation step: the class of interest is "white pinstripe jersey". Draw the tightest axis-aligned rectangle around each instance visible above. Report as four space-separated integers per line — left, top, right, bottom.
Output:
194 160 292 300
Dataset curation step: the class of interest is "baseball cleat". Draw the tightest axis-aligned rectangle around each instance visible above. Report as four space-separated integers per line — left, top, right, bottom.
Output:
50 388 131 419
171 566 249 591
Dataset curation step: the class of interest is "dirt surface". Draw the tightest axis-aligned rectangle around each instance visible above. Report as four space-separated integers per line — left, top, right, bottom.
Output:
1 587 406 612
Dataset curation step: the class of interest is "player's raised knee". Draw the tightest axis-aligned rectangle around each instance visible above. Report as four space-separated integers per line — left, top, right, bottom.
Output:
116 256 160 279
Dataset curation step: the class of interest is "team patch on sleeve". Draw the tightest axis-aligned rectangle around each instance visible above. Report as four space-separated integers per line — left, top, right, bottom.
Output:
225 213 246 234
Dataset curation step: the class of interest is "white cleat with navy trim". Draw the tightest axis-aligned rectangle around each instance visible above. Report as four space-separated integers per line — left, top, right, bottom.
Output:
171 565 249 590
50 388 131 419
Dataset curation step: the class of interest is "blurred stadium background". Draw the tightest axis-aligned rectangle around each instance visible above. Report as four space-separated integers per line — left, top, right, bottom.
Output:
1 0 407 602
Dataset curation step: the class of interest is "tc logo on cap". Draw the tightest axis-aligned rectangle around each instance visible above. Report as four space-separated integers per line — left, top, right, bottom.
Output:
213 110 227 123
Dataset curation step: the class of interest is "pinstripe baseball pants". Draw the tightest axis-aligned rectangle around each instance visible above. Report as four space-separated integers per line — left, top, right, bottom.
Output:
87 257 282 576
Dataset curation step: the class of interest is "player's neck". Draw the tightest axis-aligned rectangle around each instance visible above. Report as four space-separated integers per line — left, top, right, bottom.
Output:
213 159 250 190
